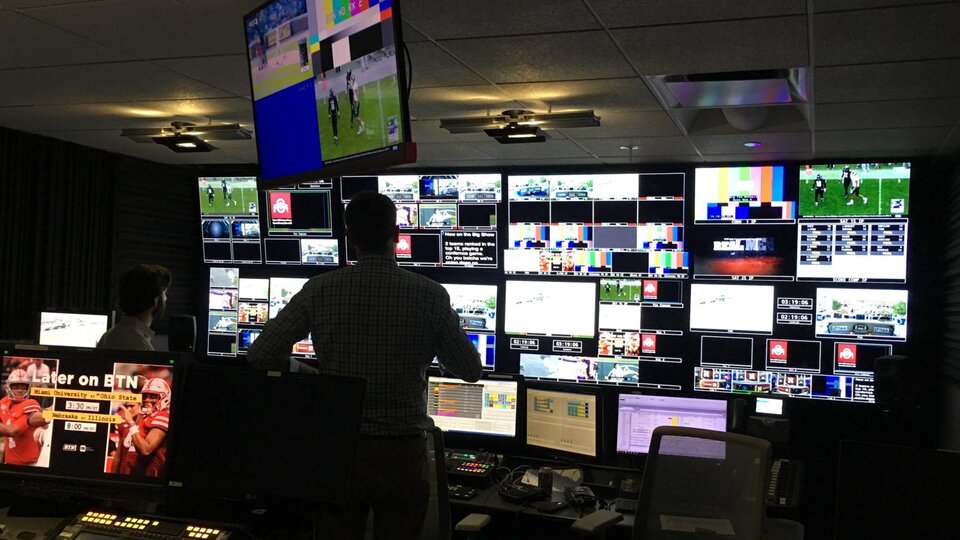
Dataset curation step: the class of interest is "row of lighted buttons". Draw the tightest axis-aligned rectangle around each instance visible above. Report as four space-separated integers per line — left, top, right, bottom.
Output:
85 512 117 520
122 517 159 526
456 463 491 474
186 525 221 536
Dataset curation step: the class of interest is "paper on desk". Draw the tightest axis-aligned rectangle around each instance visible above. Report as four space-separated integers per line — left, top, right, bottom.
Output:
660 515 735 536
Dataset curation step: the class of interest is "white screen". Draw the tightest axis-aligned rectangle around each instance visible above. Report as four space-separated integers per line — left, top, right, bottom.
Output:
756 397 784 415
39 312 109 348
505 280 596 337
690 284 774 334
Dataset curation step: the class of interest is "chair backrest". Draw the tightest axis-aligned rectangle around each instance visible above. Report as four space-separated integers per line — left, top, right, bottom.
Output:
422 426 452 540
633 426 771 540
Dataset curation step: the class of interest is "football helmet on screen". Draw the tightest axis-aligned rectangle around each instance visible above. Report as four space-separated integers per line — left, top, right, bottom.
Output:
140 378 171 414
4 369 31 401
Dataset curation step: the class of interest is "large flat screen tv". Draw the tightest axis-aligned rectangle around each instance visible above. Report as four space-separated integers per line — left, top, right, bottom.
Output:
244 0 415 188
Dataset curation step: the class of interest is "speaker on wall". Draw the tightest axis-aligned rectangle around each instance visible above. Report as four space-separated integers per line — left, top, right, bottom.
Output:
168 314 196 353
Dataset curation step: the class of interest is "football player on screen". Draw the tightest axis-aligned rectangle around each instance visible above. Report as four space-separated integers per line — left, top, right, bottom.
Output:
813 174 827 206
116 378 171 477
0 369 47 466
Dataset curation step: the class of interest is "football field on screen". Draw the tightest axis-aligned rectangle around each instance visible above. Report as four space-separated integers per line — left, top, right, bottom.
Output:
317 74 403 162
198 183 259 216
798 166 910 217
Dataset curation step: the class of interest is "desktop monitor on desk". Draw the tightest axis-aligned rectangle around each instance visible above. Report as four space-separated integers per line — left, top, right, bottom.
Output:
0 343 185 504
525 384 601 461
427 373 520 451
38 311 113 348
616 393 728 456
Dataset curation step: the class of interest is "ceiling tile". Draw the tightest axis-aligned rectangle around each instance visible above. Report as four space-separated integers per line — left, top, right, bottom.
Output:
688 106 811 135
689 132 811 155
0 97 253 132
817 99 960 131
409 86 514 120
403 0 600 40
24 0 246 58
415 142 497 162
816 60 960 103
816 127 952 154
41 128 254 163
154 55 254 98
0 9 132 68
577 136 700 157
813 0 938 11
588 0 805 27
496 78 663 112
562 110 681 139
441 31 634 84
612 16 808 75
410 120 489 144
407 41 487 88
815 4 960 66
697 152 813 162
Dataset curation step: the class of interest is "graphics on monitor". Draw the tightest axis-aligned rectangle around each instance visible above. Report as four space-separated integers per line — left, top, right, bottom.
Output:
520 354 600 383
506 173 687 277
239 278 270 300
198 177 261 264
815 288 907 341
427 376 518 437
694 166 794 224
442 284 497 332
39 313 110 349
526 387 598 458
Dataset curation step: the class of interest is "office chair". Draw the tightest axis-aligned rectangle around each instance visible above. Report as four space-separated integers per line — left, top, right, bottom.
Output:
422 427 491 540
572 426 803 539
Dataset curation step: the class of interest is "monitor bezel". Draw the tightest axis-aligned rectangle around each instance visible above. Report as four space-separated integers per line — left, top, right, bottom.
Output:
523 381 603 464
37 309 115 348
426 371 523 453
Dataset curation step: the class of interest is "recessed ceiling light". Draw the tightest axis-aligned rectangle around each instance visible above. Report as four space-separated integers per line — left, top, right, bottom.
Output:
620 145 639 151
744 141 762 148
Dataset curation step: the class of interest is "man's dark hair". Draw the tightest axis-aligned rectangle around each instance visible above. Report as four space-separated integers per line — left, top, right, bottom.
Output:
344 191 396 251
117 264 172 315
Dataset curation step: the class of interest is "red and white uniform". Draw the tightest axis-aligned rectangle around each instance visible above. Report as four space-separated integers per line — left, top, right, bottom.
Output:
0 397 42 465
129 410 169 477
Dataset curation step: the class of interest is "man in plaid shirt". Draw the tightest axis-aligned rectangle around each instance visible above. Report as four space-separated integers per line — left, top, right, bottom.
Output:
249 191 482 539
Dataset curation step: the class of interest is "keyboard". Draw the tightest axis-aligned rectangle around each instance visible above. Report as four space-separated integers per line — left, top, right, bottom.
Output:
612 497 638 514
448 484 478 500
767 458 804 508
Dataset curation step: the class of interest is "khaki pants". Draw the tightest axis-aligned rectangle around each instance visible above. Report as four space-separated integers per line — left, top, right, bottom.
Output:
317 436 429 540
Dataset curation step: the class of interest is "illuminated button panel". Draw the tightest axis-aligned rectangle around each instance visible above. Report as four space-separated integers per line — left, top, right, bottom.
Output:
75 510 227 538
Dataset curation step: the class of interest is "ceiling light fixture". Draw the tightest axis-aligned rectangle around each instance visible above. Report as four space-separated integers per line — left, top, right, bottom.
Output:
483 123 548 144
151 134 218 153
440 109 599 143
743 141 762 148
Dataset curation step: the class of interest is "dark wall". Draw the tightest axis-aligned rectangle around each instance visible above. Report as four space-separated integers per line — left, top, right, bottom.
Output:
0 126 201 340
938 156 960 449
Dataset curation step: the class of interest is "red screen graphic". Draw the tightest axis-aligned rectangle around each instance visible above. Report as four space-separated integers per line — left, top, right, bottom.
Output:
769 340 788 363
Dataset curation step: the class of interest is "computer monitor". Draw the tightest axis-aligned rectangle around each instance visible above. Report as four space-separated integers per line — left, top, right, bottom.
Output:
168 365 365 507
38 310 113 348
755 396 784 416
427 374 519 441
525 384 601 460
616 393 728 455
0 343 186 503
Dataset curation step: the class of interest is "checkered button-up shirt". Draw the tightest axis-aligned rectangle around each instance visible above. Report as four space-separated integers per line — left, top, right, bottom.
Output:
248 254 483 436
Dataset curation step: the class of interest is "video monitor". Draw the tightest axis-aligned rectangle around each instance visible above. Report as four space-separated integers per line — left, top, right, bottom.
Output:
505 280 596 338
694 166 794 224
341 175 499 268
834 342 892 374
427 375 518 438
198 177 262 264
266 188 334 237
765 339 822 373
170 365 364 506
616 394 727 455
38 312 112 349
799 163 910 218
0 343 183 501
244 0 414 187
526 385 600 459
691 226 795 281
699 336 754 369
755 396 783 416
505 173 688 278
689 284 775 334
269 277 314 357
240 278 270 301
796 162 910 283
520 354 601 384
600 278 684 308
815 288 908 341
441 284 496 332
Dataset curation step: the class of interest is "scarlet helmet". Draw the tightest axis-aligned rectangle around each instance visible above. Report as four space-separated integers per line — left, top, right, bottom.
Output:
140 378 171 414
5 369 31 401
